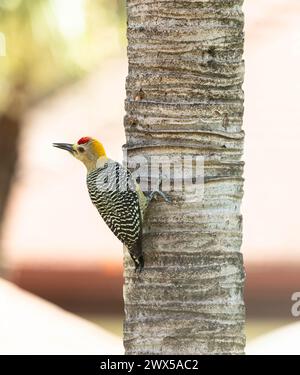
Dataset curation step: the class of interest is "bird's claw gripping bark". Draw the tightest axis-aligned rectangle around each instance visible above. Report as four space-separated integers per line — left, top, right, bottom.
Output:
147 190 172 204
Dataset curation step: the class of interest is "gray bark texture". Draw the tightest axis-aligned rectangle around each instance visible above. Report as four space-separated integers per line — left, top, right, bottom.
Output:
123 0 245 354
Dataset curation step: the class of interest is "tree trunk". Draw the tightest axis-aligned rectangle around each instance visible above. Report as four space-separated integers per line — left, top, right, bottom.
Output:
0 82 26 258
0 115 21 226
123 0 245 354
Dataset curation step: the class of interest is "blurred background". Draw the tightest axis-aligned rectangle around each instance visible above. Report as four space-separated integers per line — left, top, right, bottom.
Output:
0 0 300 353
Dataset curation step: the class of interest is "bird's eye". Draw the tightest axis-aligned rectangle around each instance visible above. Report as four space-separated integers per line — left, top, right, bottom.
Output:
78 146 85 153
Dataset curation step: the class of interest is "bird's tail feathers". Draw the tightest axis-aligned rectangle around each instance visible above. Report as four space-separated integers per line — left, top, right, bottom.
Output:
130 233 143 272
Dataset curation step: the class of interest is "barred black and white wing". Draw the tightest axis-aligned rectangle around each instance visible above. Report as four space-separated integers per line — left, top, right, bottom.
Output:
87 161 143 270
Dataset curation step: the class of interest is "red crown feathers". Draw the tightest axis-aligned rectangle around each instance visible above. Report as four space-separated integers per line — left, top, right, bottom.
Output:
77 137 91 145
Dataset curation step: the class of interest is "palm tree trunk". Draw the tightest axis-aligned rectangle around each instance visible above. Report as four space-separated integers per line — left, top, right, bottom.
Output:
123 0 245 354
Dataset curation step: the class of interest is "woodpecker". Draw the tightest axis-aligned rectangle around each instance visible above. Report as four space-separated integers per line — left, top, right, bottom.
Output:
53 136 170 272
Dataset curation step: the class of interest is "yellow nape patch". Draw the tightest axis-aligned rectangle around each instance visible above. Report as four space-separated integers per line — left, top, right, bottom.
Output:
91 139 106 157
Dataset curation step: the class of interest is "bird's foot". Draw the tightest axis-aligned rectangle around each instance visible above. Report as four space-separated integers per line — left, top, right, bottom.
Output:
147 190 172 204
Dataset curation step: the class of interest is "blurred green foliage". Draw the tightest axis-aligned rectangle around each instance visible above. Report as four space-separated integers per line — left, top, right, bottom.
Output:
0 0 126 237
0 0 126 113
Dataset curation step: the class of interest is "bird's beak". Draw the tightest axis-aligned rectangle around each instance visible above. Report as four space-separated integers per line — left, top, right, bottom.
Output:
53 143 74 154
